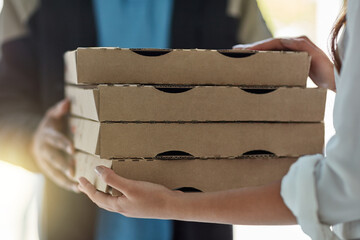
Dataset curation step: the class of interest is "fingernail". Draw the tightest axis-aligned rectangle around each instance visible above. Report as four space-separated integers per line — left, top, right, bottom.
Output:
233 44 251 49
79 177 87 186
95 166 104 176
66 145 74 155
65 169 72 178
280 38 293 45
66 167 75 178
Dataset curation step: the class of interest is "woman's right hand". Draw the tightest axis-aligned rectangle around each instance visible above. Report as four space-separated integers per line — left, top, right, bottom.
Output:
234 36 336 92
32 99 79 193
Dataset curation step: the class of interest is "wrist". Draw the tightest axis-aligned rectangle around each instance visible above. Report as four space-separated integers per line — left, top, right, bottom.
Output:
164 190 186 220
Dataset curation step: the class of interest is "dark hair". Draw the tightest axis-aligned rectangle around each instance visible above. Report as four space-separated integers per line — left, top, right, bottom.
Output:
330 2 347 72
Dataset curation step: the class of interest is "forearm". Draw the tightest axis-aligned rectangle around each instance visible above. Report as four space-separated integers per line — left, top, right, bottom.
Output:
79 167 298 224
167 180 297 225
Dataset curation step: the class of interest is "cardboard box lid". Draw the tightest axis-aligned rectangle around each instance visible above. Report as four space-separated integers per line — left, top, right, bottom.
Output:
70 117 324 159
64 48 310 87
66 85 326 122
74 151 297 193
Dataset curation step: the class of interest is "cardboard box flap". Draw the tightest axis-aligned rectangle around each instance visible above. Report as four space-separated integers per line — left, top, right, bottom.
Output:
74 151 297 193
66 85 100 121
66 84 326 122
70 117 324 159
64 48 310 87
71 118 100 155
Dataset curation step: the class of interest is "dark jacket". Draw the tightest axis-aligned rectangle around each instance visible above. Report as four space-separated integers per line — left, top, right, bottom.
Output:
0 0 271 239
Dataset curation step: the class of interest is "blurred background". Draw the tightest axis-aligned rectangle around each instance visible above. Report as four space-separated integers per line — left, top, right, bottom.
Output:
0 0 342 239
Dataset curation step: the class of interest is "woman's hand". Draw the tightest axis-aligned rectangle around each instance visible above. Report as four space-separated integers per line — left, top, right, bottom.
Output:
78 166 296 225
78 166 179 219
32 99 79 192
234 36 336 92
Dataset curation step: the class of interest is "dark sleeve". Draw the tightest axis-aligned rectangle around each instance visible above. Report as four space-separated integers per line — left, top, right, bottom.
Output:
0 35 43 172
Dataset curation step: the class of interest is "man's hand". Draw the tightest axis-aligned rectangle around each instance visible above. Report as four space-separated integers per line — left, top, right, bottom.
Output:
32 99 79 192
234 36 336 92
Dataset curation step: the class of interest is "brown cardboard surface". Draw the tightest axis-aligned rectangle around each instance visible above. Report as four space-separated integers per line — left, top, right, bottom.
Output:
70 117 324 159
74 151 297 193
64 48 310 87
66 85 326 122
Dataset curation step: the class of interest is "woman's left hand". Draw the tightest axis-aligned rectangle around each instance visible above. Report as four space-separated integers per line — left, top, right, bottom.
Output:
78 165 179 219
78 166 297 225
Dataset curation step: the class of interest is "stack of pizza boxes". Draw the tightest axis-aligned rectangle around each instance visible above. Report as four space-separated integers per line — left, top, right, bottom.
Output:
64 48 326 194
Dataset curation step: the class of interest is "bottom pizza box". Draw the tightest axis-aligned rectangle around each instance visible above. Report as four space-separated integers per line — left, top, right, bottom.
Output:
74 151 297 194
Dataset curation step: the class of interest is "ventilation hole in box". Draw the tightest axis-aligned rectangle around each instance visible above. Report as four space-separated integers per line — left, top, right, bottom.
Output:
155 151 194 159
155 87 193 93
131 49 171 57
241 88 277 94
218 51 256 58
176 187 202 193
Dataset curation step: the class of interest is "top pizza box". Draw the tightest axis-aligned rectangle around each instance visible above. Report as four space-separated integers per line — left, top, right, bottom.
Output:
64 48 310 87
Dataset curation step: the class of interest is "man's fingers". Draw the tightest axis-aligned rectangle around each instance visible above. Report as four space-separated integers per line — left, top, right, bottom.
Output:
38 156 79 193
43 128 74 154
78 177 122 212
41 144 74 175
47 99 70 119
95 166 131 196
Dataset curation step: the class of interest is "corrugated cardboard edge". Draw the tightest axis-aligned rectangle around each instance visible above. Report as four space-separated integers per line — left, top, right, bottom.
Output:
74 151 297 193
